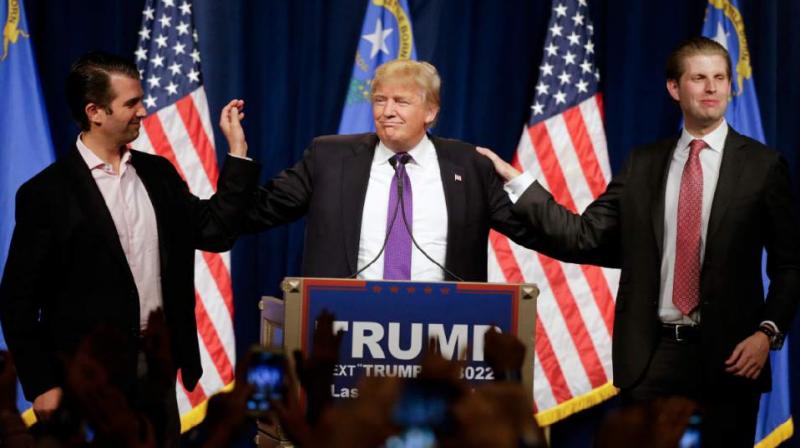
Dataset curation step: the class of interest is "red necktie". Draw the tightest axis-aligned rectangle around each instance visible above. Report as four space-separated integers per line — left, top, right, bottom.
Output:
672 139 707 315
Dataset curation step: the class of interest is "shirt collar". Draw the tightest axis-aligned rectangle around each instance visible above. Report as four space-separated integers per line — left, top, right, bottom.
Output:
677 119 728 154
76 134 132 174
375 134 434 167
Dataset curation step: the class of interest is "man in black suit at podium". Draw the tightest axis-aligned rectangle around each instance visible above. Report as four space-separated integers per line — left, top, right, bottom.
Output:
242 60 537 282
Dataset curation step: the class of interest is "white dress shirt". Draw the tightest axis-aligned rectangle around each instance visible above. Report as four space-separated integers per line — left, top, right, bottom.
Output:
356 135 448 281
76 135 163 330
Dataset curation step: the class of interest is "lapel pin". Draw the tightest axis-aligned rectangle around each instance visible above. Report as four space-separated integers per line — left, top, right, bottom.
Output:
454 173 462 182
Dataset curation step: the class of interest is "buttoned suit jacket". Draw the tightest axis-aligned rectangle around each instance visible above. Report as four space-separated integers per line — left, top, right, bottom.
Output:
512 128 800 392
243 133 539 281
0 148 259 401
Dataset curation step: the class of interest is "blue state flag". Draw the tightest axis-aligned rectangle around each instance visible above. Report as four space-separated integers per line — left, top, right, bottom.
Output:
702 2 793 447
1 0 55 417
338 0 417 134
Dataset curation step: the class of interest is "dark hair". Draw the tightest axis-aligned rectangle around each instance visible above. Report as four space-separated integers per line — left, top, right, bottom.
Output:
65 51 140 131
665 36 732 82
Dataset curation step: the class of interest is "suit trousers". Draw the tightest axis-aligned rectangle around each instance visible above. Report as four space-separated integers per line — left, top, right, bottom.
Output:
621 335 761 447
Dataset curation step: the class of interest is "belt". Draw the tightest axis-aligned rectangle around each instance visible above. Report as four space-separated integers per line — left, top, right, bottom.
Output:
661 323 701 343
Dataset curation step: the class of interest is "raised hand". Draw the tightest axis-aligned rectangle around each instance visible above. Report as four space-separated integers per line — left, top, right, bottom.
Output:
219 99 247 157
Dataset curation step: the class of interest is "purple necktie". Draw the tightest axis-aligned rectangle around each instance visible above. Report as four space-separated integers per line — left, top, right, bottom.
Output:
383 153 413 280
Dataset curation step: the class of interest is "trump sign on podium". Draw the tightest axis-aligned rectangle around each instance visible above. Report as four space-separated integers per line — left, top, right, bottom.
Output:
261 278 538 397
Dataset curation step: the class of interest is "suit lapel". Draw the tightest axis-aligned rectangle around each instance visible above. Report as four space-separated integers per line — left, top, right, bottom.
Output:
650 137 679 256
706 129 746 240
62 148 134 283
130 151 170 274
341 134 378 274
431 137 465 267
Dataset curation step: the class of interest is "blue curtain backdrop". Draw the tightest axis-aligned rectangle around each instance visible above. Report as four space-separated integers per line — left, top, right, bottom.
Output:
18 0 800 445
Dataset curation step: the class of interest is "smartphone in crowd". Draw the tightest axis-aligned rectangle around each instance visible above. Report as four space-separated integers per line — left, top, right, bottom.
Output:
244 346 287 417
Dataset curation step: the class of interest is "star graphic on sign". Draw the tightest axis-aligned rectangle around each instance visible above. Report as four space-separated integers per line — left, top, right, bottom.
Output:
152 54 165 68
540 62 554 77
558 70 571 85
576 79 589 93
144 95 157 109
549 23 563 37
155 34 168 48
165 81 178 96
554 90 566 104
176 22 190 36
168 62 182 76
535 81 549 96
135 47 147 61
554 3 568 17
173 42 186 55
138 26 151 40
143 6 155 20
159 14 172 28
566 32 580 46
531 102 544 115
187 68 200 82
147 75 161 88
179 1 191 15
361 19 393 59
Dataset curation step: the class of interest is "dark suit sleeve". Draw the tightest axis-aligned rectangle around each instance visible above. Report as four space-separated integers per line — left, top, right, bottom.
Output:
240 145 315 233
162 155 261 252
0 182 60 400
761 156 800 332
509 154 629 268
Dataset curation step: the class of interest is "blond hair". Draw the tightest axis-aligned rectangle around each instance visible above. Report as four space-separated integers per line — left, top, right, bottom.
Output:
371 60 441 108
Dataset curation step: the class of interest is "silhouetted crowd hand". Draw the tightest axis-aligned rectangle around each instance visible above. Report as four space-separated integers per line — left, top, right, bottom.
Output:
0 308 702 448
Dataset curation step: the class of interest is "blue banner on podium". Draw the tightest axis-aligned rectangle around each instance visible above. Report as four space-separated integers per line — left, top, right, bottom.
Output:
273 278 538 399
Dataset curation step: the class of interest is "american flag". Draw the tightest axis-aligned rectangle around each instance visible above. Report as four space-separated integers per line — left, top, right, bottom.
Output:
132 0 235 431
487 0 619 424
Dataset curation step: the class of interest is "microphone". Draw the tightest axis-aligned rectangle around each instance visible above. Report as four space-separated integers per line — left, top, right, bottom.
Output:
348 156 406 279
350 154 464 281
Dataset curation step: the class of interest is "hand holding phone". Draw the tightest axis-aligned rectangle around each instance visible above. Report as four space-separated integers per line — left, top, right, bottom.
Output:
245 346 287 417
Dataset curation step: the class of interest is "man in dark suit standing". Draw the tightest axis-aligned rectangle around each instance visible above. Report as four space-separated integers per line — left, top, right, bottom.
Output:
242 60 536 282
479 37 800 445
0 52 258 443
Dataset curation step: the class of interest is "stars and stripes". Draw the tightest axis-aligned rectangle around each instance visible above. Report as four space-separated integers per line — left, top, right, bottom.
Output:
488 0 620 424
133 0 235 431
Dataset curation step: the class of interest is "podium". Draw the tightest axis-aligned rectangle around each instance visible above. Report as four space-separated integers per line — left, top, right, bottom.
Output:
256 277 538 446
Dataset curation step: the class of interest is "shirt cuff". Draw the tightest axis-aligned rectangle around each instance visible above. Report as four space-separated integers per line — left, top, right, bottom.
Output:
760 320 779 334
228 153 252 161
504 171 535 203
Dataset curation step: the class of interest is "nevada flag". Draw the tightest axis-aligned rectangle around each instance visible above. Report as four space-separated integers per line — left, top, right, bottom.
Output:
338 0 417 134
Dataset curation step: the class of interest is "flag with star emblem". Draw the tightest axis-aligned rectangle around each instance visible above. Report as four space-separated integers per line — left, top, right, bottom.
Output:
487 0 620 425
1 0 55 423
338 0 417 134
702 2 794 446
132 0 236 432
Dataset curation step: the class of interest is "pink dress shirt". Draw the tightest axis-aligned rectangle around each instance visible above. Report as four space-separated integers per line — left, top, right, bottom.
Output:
76 136 162 330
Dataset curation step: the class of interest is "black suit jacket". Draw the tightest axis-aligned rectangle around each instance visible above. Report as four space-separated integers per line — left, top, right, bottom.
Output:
0 148 260 401
243 133 537 281
513 128 800 392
